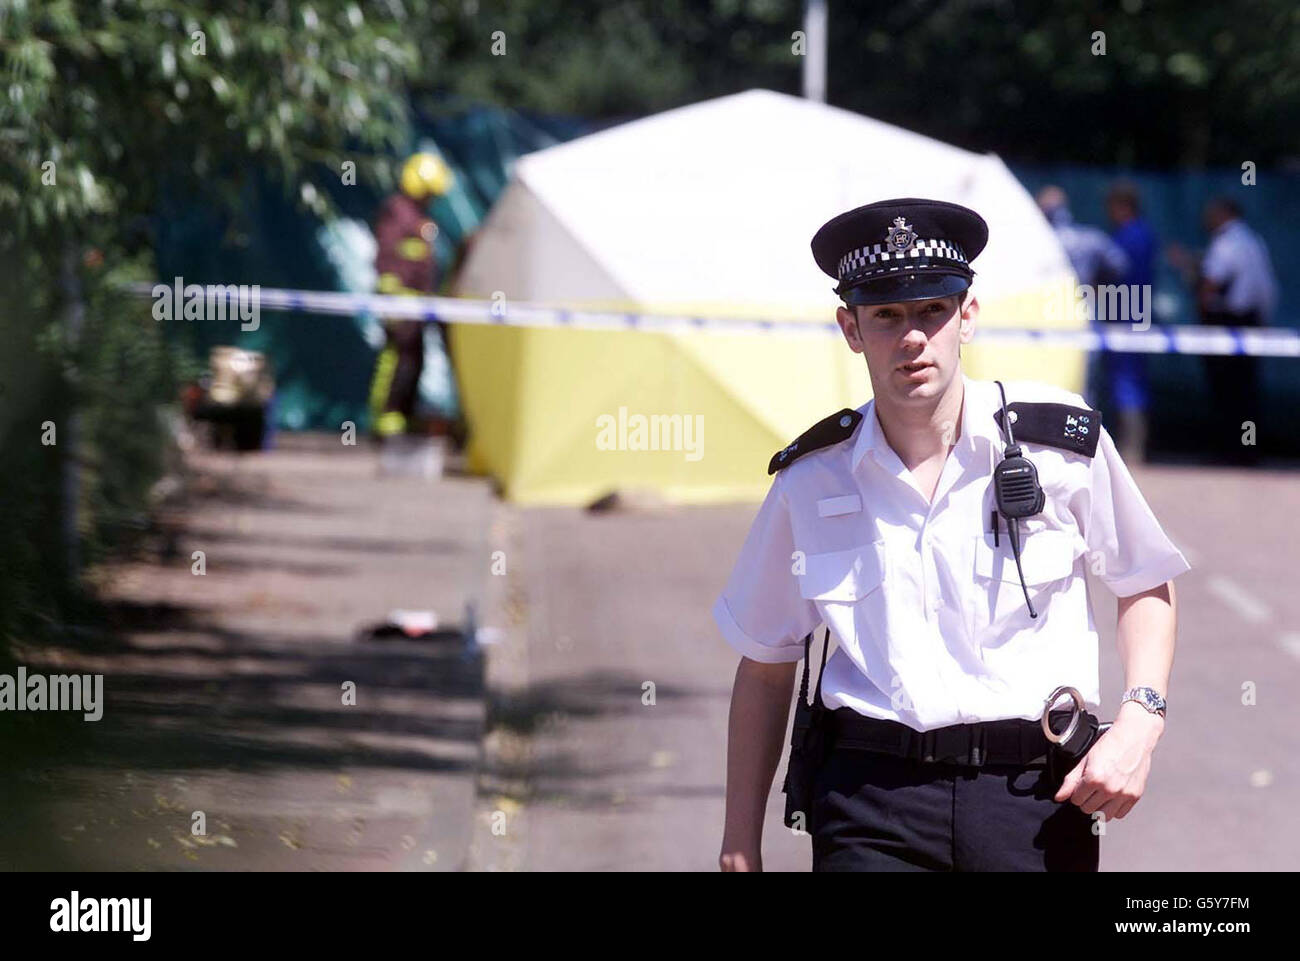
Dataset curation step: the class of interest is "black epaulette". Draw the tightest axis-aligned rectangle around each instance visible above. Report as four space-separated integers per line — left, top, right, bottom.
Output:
768 409 863 475
993 402 1102 458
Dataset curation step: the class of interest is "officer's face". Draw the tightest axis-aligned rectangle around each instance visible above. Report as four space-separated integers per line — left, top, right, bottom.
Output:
836 293 977 403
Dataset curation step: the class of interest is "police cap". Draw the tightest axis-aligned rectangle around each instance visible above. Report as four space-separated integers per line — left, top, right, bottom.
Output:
811 198 989 306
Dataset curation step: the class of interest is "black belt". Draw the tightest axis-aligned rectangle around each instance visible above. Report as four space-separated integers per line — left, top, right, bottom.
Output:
826 707 1082 768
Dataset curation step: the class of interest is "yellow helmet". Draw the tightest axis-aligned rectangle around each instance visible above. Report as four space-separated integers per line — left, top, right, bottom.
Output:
400 152 454 200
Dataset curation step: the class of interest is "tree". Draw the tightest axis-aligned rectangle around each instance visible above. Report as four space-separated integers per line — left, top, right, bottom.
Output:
400 0 1300 168
0 0 436 654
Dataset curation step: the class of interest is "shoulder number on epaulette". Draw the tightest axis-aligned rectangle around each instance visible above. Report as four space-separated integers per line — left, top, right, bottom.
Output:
993 402 1101 457
768 408 863 475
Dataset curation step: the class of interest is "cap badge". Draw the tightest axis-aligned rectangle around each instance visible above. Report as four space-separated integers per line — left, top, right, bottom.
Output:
885 217 917 254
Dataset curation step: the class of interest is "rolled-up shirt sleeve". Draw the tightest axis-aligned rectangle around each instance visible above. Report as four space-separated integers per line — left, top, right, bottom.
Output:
712 472 820 663
1075 424 1191 597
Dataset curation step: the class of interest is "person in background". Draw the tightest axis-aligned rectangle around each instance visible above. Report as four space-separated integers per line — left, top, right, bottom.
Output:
1104 182 1158 463
1037 186 1130 293
368 152 455 439
1036 187 1130 441
1174 198 1278 465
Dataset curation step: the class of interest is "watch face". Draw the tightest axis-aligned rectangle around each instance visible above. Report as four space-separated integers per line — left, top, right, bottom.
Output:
1135 689 1164 712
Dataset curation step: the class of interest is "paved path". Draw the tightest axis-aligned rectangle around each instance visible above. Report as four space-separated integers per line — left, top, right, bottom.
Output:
2 434 490 871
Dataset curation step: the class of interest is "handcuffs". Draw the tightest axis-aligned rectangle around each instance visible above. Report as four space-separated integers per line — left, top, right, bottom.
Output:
1040 685 1112 780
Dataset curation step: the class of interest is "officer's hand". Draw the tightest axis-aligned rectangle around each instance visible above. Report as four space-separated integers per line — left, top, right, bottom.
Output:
1053 702 1164 820
719 847 762 872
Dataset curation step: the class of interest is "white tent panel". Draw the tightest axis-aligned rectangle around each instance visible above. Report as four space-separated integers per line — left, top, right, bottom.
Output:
507 88 1070 315
455 179 628 304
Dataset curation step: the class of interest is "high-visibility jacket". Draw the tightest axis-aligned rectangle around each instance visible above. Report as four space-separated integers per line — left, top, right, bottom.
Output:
373 193 438 295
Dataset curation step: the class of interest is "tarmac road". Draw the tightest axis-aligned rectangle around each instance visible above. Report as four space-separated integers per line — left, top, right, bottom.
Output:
470 461 1300 871
1 434 491 871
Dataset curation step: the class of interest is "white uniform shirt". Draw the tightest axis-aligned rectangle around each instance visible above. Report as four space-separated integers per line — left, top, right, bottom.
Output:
712 373 1191 731
1202 218 1279 319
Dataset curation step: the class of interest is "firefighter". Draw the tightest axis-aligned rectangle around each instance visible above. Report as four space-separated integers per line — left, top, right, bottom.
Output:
368 152 455 438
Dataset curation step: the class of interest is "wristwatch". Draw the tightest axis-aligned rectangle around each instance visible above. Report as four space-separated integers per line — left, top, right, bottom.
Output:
1121 686 1167 717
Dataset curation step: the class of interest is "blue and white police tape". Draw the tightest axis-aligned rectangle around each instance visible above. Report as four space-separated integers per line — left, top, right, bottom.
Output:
130 283 1300 357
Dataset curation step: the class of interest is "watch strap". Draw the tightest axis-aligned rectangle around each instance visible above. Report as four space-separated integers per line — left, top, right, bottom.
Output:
1122 686 1167 716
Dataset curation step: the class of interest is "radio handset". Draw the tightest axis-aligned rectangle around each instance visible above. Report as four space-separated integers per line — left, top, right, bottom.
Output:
993 380 1045 618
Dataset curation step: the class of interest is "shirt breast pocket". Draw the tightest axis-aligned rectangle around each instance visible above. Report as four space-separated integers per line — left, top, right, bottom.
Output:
970 528 1079 636
798 541 887 605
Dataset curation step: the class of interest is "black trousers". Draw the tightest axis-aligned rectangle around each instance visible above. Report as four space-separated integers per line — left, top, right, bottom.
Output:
1201 309 1262 464
383 319 426 420
811 746 1099 872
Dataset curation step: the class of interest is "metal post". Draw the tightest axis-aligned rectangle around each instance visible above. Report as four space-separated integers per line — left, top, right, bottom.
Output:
803 0 828 103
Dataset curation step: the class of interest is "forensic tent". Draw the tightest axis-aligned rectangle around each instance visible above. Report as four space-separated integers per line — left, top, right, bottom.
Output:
451 89 1080 505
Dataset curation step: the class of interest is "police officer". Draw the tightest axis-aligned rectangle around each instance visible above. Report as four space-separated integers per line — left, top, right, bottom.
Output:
714 199 1190 872
1196 197 1278 465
